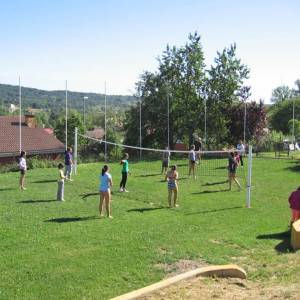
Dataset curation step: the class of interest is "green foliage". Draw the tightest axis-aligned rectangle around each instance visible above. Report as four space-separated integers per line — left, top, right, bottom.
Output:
269 98 300 134
271 85 294 103
124 33 251 149
288 119 300 138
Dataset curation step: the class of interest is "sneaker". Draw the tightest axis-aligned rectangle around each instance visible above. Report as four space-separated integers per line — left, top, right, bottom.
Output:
119 188 124 192
61 199 65 202
21 187 27 191
123 189 129 193
69 179 74 182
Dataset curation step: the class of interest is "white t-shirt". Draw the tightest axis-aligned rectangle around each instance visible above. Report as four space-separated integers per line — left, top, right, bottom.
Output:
189 150 196 161
99 172 112 192
19 157 27 170
237 143 245 154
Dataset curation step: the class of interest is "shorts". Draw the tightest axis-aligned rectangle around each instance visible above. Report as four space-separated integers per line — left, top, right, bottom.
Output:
20 169 26 175
168 181 177 190
162 160 169 168
190 160 196 164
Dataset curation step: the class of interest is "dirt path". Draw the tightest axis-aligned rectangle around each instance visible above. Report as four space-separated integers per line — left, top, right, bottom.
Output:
140 277 299 300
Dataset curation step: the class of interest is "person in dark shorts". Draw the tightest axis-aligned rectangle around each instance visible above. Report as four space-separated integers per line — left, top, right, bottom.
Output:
19 151 27 190
228 152 241 191
161 147 171 175
64 147 73 181
119 153 129 192
188 145 197 179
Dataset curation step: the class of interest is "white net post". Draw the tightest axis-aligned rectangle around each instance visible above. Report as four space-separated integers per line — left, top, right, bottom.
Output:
74 127 78 175
246 145 253 208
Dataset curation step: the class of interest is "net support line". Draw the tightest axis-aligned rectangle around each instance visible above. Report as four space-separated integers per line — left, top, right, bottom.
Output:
77 133 238 155
246 145 253 208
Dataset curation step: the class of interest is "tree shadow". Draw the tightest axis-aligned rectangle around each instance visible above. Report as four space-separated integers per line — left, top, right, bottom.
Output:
185 206 243 215
17 199 57 203
127 207 166 213
32 179 57 183
45 216 99 223
256 231 292 253
202 180 228 186
285 164 300 173
192 189 229 194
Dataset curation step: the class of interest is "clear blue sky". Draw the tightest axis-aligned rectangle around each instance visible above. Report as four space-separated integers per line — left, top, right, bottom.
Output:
0 0 299 102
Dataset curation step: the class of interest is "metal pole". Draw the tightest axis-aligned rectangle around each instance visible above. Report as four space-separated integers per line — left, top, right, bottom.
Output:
243 101 247 144
204 97 207 145
292 98 295 147
246 145 253 208
104 81 107 162
65 80 68 150
83 96 88 132
139 100 142 160
19 76 22 153
167 94 170 149
74 127 78 175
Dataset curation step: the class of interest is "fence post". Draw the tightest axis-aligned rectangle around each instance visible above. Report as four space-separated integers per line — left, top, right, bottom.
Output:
74 127 78 175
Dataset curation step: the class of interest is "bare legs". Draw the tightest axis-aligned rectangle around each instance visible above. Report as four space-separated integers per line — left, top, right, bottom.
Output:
99 191 112 218
19 173 26 190
228 173 241 191
188 162 196 179
168 188 178 208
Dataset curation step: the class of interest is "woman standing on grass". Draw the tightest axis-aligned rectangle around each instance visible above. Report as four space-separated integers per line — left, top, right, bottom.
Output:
19 151 27 190
119 153 129 192
165 165 179 208
288 186 300 225
228 152 241 191
99 165 113 218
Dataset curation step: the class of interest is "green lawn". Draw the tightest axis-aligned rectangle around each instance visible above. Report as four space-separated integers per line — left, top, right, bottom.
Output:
1 158 300 299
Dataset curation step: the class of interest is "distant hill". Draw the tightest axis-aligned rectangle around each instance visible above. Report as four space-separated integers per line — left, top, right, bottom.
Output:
0 83 136 113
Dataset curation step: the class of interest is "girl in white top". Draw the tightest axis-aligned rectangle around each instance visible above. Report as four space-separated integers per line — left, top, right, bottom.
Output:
188 145 197 179
19 151 27 190
99 165 113 218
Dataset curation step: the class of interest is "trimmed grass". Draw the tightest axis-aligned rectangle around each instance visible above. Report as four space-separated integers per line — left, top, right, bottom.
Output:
1 158 300 299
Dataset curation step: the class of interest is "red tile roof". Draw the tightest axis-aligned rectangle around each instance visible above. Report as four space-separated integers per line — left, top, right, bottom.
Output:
0 116 65 156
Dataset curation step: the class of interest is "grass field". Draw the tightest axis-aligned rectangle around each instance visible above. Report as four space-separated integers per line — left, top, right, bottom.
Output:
1 157 300 299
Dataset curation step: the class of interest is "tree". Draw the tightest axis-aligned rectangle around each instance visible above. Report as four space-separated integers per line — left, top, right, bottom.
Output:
271 85 293 103
269 98 300 134
288 119 300 139
205 44 250 145
54 110 84 147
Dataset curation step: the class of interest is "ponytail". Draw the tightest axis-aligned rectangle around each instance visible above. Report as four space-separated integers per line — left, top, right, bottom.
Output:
102 165 109 176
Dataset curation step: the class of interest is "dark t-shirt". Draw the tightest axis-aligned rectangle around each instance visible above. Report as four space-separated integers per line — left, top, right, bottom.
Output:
289 190 300 210
228 157 237 173
65 152 72 165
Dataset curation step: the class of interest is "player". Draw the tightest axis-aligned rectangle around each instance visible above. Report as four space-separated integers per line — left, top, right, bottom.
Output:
99 165 113 218
228 152 241 191
19 150 27 190
119 153 129 192
161 147 171 175
165 165 179 208
188 145 197 179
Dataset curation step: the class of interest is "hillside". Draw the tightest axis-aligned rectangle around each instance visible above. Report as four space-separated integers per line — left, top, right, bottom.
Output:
0 83 136 113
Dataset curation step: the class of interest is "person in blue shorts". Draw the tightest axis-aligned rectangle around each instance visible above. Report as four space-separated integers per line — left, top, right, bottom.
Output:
99 165 113 218
165 165 179 208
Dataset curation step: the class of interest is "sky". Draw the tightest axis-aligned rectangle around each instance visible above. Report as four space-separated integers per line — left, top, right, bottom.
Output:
0 0 299 102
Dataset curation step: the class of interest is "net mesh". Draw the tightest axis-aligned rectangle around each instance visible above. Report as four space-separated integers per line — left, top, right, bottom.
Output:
77 134 247 186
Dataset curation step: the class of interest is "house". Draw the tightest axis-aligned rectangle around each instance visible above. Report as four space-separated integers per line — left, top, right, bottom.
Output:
0 115 65 164
85 128 105 140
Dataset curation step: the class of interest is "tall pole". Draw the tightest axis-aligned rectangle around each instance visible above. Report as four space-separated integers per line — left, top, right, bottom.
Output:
104 81 107 162
204 97 207 145
246 145 253 208
292 97 295 147
167 94 170 149
139 100 142 160
19 76 22 153
65 80 68 150
243 100 247 144
83 96 88 132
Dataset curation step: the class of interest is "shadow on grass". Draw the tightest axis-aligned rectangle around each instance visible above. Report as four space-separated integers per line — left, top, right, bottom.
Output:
256 231 292 253
127 207 166 213
185 206 243 215
192 189 228 194
202 180 228 186
80 192 99 200
285 163 300 173
139 173 160 177
45 216 98 223
0 187 14 191
214 166 227 170
32 179 57 183
17 199 57 203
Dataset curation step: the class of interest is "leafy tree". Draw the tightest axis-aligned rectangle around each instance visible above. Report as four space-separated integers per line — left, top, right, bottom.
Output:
271 85 293 103
269 98 300 134
288 119 300 139
205 44 250 146
54 110 84 147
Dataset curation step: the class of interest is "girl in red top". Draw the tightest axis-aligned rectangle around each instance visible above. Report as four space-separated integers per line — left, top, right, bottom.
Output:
288 186 300 224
